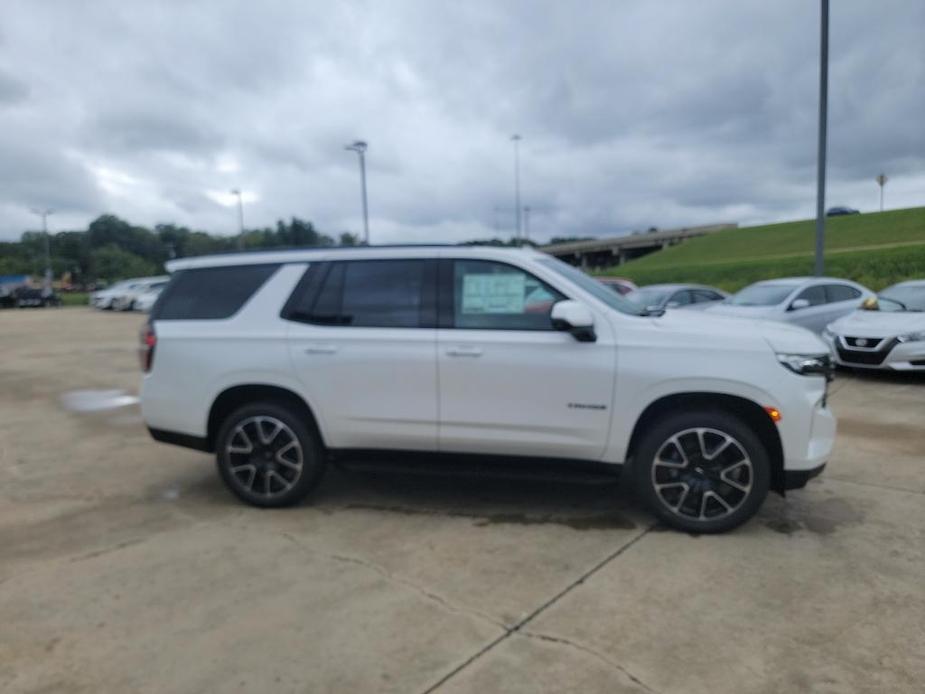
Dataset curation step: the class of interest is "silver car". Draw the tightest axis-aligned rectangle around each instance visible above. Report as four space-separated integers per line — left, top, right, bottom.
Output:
706 277 874 334
625 283 728 313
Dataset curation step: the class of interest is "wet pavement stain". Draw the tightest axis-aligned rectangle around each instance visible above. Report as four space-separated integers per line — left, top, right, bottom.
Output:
765 497 865 536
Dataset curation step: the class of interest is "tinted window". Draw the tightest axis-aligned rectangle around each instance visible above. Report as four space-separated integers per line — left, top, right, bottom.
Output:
286 260 427 328
693 289 723 303
452 260 565 330
668 290 694 306
153 264 279 320
879 284 925 312
538 258 645 316
795 285 827 306
825 284 861 303
626 287 671 308
729 283 794 306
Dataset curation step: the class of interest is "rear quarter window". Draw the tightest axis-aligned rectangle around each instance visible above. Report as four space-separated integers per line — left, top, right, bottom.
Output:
152 264 280 320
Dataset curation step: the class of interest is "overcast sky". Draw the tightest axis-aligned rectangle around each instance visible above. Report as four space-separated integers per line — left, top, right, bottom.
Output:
0 0 922 243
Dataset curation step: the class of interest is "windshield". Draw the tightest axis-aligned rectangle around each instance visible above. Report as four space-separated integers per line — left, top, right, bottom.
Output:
878 284 925 312
626 287 672 308
538 257 646 316
728 283 794 306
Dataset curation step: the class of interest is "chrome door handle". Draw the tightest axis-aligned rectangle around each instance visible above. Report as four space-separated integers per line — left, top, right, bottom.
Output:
304 344 338 355
446 346 483 357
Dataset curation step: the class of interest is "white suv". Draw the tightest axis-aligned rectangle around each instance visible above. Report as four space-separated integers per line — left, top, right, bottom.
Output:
140 246 836 533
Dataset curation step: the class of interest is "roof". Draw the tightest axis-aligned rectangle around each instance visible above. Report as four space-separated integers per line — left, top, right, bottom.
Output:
166 245 546 272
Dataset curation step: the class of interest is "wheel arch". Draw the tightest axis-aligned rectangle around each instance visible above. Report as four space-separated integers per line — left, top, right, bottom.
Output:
625 392 785 495
207 384 325 452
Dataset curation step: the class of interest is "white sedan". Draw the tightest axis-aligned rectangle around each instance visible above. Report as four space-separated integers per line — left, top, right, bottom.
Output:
822 280 925 371
706 277 873 334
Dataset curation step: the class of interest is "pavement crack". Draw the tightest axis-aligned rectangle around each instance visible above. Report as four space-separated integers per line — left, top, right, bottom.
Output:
420 525 654 693
280 532 507 631
521 630 660 693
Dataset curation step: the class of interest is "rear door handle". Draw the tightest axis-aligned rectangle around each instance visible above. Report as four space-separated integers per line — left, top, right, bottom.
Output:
304 344 338 355
446 346 483 358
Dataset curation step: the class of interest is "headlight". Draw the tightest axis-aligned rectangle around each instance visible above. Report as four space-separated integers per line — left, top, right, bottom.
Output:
897 331 925 343
777 353 833 379
822 327 836 340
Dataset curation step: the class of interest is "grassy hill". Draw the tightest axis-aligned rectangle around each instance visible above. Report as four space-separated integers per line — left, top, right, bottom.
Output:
605 206 925 291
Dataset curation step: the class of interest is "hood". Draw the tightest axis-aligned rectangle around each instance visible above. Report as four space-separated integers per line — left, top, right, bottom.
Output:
705 303 778 319
652 308 827 354
828 309 925 338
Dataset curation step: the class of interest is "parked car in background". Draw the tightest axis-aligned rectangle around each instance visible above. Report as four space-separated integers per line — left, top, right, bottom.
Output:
826 206 860 217
707 277 873 334
597 277 637 295
134 281 169 312
90 280 135 309
112 277 169 311
823 280 925 371
625 284 728 313
141 246 836 534
10 286 61 308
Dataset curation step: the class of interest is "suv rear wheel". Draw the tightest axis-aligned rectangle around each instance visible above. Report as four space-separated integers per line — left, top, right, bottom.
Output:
632 410 770 533
215 401 325 507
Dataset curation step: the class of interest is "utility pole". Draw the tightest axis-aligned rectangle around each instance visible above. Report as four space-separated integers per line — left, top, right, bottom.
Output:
511 134 522 241
814 0 829 277
523 205 531 242
876 173 888 212
345 141 370 244
30 208 53 292
230 189 245 249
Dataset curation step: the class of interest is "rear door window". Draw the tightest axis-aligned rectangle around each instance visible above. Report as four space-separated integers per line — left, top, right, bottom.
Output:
794 285 827 307
825 284 862 303
153 264 280 320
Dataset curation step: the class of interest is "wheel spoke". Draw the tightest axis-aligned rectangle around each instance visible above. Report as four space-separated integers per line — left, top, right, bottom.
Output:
704 435 733 461
258 418 282 445
704 490 733 514
228 427 254 454
656 435 688 468
267 469 293 492
230 463 257 490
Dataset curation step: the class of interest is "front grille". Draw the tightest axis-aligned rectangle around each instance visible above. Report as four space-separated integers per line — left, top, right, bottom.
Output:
844 336 884 349
837 338 898 366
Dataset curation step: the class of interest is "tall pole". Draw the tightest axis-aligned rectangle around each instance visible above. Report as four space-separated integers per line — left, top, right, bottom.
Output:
814 0 829 277
523 205 531 242
876 173 888 212
511 134 522 241
345 140 370 244
30 208 53 291
230 189 244 249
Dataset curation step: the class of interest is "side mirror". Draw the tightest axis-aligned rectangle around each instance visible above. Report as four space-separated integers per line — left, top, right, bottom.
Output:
790 298 810 311
551 300 596 342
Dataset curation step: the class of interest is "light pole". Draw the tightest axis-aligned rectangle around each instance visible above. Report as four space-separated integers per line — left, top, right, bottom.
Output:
345 140 370 244
523 205 531 242
511 134 522 241
814 0 829 277
230 189 245 249
30 207 53 291
876 173 888 212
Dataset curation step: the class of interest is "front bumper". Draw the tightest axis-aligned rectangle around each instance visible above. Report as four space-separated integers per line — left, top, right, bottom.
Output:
824 333 925 371
784 463 826 490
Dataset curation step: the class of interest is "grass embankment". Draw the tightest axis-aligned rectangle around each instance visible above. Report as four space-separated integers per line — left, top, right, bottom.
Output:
60 292 89 306
605 207 925 291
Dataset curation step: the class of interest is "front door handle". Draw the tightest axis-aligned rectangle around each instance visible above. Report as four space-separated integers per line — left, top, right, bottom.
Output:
304 344 338 355
446 346 483 358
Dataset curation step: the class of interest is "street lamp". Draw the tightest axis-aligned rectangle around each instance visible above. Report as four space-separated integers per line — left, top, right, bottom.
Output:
344 140 370 244
511 134 522 241
230 189 245 250
876 173 888 212
523 205 531 242
30 207 53 292
813 0 829 277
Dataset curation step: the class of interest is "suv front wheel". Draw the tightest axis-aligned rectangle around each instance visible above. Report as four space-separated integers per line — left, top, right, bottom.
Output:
632 411 770 533
215 401 325 507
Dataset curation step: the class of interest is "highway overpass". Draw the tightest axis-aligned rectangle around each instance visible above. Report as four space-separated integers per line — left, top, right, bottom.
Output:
542 222 736 269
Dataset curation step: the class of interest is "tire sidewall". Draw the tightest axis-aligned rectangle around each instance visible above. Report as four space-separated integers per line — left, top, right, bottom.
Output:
632 410 770 533
215 401 325 508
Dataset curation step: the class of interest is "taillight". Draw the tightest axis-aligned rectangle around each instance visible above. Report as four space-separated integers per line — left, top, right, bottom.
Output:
139 322 156 372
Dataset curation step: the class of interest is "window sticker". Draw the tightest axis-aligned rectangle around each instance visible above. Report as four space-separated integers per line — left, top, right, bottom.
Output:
462 273 526 314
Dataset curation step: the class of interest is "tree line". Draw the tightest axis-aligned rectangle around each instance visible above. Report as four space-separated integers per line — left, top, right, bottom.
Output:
0 214 361 285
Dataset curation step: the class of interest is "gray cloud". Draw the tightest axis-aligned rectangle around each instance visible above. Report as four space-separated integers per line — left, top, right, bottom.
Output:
0 0 921 242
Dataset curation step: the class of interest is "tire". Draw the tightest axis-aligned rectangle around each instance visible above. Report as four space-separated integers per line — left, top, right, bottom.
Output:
215 401 325 508
632 410 770 533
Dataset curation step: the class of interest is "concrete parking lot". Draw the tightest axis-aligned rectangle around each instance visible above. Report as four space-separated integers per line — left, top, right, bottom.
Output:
2 308 924 693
